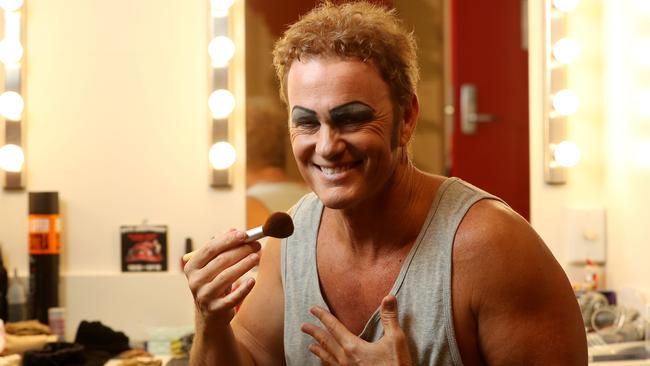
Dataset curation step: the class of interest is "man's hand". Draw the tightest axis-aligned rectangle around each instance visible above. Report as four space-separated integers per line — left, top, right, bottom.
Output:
183 229 261 327
300 295 412 366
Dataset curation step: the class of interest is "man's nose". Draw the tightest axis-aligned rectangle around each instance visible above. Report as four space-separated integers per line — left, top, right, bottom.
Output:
315 125 345 159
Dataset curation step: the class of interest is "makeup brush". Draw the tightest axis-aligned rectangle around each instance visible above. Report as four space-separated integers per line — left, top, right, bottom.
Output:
182 212 294 262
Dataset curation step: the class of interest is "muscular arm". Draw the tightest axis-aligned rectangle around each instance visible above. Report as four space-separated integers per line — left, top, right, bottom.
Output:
453 200 587 365
232 236 286 366
188 235 285 366
190 313 250 366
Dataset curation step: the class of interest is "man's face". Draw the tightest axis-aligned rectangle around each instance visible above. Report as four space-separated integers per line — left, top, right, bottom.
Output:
287 58 404 209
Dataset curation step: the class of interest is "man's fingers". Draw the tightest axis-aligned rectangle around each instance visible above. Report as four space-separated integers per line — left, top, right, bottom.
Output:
308 342 339 366
309 306 363 354
380 295 401 335
212 252 260 290
195 251 260 301
201 242 260 280
301 322 346 361
214 277 256 311
185 241 260 295
185 230 248 270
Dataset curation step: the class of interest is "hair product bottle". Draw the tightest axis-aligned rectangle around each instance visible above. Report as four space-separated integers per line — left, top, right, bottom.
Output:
8 268 27 322
28 192 60 324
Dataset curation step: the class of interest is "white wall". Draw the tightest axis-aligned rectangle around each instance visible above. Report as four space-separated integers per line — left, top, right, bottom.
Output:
0 0 246 341
529 0 650 297
601 0 650 296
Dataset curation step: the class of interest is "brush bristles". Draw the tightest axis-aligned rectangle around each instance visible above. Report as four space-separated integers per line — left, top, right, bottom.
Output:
263 212 294 239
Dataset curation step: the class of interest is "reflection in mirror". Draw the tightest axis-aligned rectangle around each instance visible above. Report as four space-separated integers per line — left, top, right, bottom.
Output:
394 0 446 175
245 0 445 226
245 98 310 227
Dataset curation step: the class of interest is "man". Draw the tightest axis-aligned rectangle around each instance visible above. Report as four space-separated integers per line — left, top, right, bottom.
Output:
184 2 588 365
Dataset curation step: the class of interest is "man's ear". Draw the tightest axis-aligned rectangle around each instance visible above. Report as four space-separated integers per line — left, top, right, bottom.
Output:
399 95 419 147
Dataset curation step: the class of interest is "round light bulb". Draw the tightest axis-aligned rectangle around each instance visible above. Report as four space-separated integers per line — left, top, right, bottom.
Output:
638 39 650 66
208 36 235 68
552 0 580 12
553 140 581 167
3 11 21 40
209 141 236 170
552 38 580 64
0 144 24 172
0 91 24 121
0 39 23 65
552 89 580 116
211 0 235 17
0 0 24 11
208 89 235 119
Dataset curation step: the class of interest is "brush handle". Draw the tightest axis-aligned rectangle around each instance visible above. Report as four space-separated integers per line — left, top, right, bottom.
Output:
182 225 264 263
244 226 264 243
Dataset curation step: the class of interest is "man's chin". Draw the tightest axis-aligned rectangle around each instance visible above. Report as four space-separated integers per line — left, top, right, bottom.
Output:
316 189 360 210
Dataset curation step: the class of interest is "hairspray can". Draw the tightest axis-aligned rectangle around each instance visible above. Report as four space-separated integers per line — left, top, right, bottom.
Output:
28 192 60 324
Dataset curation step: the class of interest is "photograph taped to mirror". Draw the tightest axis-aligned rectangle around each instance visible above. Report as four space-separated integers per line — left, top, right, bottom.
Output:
120 225 168 272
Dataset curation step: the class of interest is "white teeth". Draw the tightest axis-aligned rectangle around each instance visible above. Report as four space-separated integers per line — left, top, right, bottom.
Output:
321 165 352 175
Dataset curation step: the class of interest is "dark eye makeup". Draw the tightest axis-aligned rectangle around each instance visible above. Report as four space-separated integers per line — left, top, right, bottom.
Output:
291 101 376 128
330 102 375 124
291 107 318 127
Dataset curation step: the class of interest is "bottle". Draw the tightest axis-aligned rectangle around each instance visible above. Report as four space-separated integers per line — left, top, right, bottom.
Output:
48 307 65 340
0 247 7 321
181 237 193 270
8 269 26 322
583 259 606 291
28 191 61 324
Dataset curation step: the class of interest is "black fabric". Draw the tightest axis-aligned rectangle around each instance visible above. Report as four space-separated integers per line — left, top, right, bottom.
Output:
23 342 85 366
78 350 114 366
74 320 130 356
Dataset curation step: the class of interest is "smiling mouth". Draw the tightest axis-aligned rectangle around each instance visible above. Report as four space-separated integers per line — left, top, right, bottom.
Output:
316 162 361 176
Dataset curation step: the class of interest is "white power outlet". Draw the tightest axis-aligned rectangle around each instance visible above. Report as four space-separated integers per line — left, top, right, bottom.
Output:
566 207 607 264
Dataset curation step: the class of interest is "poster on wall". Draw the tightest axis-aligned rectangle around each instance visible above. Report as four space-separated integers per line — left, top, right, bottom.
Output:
120 224 168 272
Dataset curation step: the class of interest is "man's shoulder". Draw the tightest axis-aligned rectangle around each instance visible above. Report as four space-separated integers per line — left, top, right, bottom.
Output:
452 197 553 287
456 198 534 251
452 195 571 307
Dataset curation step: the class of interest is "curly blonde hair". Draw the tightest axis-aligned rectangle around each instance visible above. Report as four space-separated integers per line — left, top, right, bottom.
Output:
272 1 419 114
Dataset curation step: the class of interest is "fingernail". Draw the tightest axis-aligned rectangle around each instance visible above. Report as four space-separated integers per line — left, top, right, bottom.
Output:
384 298 396 311
235 231 247 240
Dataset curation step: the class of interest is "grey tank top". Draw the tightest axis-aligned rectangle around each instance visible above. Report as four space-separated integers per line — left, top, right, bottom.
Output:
281 177 501 365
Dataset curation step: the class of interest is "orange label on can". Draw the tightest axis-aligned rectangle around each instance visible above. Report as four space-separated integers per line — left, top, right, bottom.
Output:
28 214 61 254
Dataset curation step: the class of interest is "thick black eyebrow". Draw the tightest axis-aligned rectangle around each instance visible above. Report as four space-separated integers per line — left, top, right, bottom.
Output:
329 101 375 122
291 106 317 121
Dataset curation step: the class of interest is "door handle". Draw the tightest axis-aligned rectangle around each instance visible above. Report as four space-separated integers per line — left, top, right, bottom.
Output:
460 83 496 134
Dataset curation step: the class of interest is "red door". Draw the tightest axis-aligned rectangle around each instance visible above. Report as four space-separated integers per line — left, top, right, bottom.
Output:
449 0 530 219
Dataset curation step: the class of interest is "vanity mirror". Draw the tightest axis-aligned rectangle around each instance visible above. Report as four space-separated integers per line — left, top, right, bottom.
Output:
244 0 446 225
